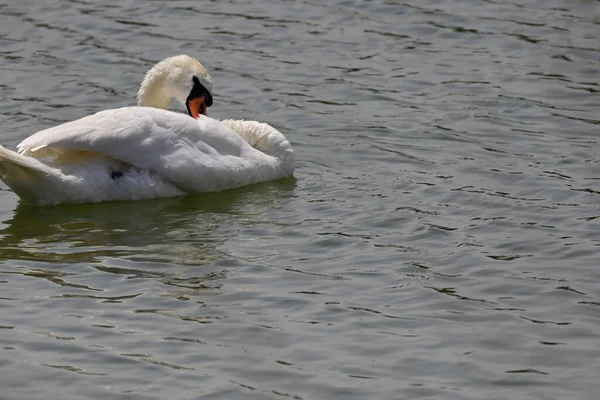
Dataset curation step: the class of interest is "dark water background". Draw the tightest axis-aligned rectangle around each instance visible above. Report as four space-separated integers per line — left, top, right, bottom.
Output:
1 0 599 399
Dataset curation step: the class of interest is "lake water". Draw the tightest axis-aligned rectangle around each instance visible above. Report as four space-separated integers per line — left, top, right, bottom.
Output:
1 0 599 399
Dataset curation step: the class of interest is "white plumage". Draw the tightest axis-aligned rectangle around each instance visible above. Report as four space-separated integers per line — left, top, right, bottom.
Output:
0 56 294 205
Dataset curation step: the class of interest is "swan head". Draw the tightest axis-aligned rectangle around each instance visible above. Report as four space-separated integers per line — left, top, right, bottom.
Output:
136 55 213 118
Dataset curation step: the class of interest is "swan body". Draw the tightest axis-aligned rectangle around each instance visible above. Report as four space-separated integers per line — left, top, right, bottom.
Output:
0 56 294 205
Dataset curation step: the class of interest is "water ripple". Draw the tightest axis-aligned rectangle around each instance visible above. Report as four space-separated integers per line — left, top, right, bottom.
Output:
1 0 600 398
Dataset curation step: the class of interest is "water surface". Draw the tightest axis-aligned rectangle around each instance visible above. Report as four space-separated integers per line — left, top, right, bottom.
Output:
1 0 599 399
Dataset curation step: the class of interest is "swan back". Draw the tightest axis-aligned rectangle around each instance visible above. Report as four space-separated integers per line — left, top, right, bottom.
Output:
17 107 294 194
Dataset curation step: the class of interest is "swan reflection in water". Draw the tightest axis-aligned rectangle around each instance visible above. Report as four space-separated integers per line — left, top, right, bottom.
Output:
0 179 296 267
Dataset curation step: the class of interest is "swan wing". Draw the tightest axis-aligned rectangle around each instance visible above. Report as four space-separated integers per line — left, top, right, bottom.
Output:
17 107 291 193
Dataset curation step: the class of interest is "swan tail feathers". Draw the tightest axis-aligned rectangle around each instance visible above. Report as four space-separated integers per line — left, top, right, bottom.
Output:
0 145 66 203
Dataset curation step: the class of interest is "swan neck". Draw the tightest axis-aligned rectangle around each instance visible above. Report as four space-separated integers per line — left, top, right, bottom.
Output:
137 73 172 109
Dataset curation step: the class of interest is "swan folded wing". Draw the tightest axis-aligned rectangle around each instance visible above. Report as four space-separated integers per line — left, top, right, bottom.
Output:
220 118 295 174
16 107 293 193
20 108 181 164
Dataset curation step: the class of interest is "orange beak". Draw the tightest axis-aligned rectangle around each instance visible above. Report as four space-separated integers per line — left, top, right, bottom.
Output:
187 96 207 119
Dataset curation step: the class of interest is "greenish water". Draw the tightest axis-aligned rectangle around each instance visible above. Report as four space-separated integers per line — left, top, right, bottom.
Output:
1 0 599 399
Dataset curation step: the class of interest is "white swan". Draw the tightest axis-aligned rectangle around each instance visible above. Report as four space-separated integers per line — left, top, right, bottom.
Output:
0 55 294 205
